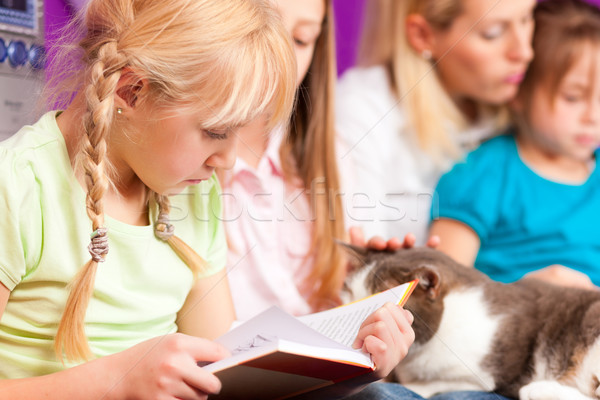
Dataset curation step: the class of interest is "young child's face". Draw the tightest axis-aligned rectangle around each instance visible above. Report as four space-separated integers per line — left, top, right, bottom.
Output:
115 107 240 196
527 47 600 162
274 0 325 87
431 0 535 105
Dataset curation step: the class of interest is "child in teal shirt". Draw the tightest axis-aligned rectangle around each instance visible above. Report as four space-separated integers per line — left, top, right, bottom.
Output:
431 0 600 289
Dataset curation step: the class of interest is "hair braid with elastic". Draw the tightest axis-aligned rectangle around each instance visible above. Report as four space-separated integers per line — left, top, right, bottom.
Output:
49 0 297 363
154 192 205 277
54 41 126 362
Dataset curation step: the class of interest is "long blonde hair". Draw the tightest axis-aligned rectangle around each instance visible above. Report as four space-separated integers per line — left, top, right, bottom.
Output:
359 0 471 162
278 0 346 311
49 0 296 362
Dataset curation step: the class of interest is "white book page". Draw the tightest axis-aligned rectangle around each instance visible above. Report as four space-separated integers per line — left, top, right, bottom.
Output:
298 282 413 347
216 306 351 353
202 281 415 372
202 306 370 372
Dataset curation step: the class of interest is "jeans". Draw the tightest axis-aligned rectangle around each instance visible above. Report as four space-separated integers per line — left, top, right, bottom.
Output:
345 383 514 400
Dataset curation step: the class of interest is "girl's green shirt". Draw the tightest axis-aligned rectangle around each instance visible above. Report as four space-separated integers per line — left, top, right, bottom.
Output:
0 112 226 378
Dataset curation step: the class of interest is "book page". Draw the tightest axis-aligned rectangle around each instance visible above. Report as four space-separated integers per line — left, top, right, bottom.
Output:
298 281 416 347
202 281 416 372
203 306 372 373
215 306 352 353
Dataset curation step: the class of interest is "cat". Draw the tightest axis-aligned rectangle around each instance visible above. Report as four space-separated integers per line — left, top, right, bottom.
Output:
341 246 600 400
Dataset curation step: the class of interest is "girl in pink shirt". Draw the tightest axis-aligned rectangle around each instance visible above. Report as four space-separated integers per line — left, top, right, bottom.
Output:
222 0 425 322
221 0 348 319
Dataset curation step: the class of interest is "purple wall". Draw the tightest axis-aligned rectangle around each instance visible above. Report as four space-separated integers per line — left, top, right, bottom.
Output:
43 0 600 77
44 0 71 68
333 0 366 76
44 0 368 76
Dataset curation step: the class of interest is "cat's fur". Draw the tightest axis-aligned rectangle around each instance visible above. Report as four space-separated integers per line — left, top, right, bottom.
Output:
342 246 600 400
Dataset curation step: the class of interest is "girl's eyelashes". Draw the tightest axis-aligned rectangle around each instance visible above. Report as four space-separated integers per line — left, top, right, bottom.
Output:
204 129 229 140
292 27 321 48
294 37 309 47
480 24 505 40
561 92 584 103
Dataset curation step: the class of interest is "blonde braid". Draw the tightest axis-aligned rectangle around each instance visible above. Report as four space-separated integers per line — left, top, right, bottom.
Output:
55 41 126 362
154 192 206 278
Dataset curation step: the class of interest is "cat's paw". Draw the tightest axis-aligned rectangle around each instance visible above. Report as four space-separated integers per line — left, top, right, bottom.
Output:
520 381 594 400
519 381 558 400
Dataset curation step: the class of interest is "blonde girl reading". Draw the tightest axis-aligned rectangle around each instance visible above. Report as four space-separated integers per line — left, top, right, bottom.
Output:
0 0 295 397
431 0 600 290
336 0 535 244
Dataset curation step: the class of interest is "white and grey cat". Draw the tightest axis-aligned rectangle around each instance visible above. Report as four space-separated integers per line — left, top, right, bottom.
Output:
342 246 600 400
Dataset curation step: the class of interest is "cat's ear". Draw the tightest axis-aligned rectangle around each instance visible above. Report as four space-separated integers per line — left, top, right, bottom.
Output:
414 265 441 300
335 240 369 273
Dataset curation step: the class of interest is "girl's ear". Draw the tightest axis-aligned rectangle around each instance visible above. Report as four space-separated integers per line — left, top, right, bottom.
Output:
114 69 146 111
405 14 436 57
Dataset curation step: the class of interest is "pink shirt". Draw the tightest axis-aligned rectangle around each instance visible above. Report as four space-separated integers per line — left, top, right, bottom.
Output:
222 130 315 320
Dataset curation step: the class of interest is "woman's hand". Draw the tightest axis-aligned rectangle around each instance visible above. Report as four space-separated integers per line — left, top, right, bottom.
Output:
108 333 229 400
525 265 597 291
352 303 415 379
348 226 440 251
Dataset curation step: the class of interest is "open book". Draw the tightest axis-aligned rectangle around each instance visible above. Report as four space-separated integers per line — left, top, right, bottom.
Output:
203 280 417 400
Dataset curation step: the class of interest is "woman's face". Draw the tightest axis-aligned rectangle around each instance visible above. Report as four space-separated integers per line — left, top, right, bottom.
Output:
430 0 536 105
273 0 326 87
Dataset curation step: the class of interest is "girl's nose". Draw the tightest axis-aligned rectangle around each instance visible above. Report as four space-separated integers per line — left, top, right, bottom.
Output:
207 134 238 170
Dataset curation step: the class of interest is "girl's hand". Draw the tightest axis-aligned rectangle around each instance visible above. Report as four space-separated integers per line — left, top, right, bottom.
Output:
348 226 440 251
352 303 415 379
526 265 597 291
109 333 229 400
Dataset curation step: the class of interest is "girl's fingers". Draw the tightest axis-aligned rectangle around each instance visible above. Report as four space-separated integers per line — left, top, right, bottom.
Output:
173 335 229 396
353 319 393 352
426 235 441 248
187 337 230 364
377 303 414 351
385 236 403 250
182 367 223 398
352 303 396 349
401 233 416 248
352 304 415 375
366 235 387 250
349 226 366 247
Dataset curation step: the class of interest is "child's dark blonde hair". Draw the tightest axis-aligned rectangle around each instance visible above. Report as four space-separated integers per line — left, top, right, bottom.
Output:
50 0 296 362
280 0 346 311
518 0 600 112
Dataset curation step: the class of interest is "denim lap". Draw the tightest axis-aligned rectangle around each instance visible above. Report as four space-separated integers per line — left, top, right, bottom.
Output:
430 390 514 400
346 383 515 400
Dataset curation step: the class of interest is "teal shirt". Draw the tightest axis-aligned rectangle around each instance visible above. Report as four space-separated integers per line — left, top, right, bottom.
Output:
0 112 227 378
433 134 600 285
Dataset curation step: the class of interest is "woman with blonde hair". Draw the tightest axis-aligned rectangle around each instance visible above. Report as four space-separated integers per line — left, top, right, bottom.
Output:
0 0 295 396
337 0 536 244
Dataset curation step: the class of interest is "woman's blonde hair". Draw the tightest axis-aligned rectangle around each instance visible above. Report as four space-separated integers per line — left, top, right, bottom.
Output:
358 0 473 162
279 0 346 311
49 0 296 362
517 0 600 117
